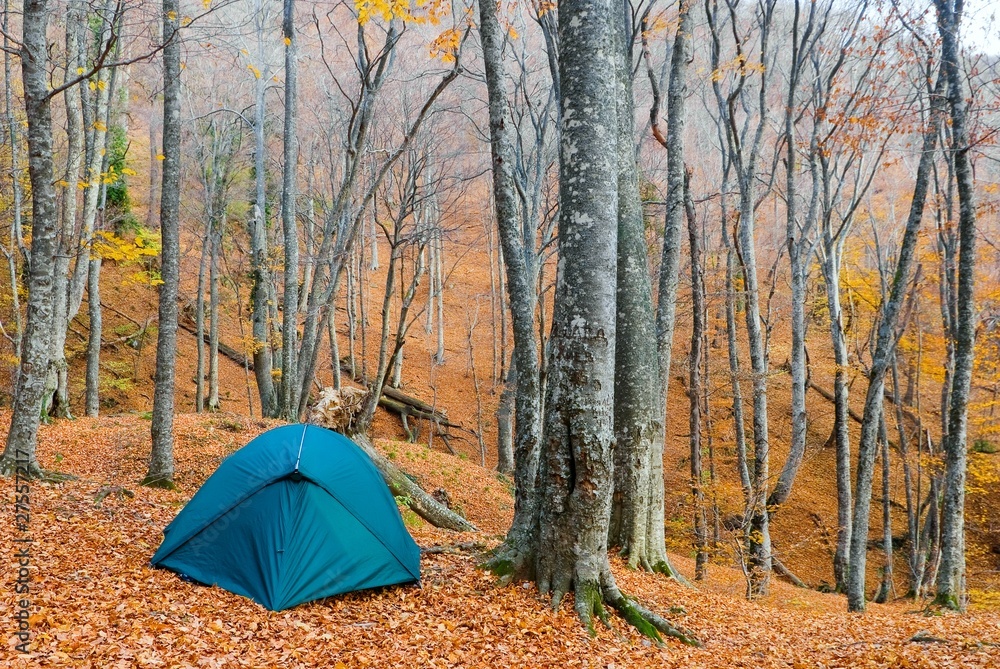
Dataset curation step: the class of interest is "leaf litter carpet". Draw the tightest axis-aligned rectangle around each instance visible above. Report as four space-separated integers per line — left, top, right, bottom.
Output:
2 413 998 668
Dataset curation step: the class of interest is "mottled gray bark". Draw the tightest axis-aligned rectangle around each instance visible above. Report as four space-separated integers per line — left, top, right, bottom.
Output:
145 0 181 489
0 0 58 478
496 364 515 476
686 169 708 580
49 1 84 420
208 227 221 410
478 0 542 574
2 0 24 366
523 2 695 642
823 237 853 591
195 221 210 413
610 0 664 573
250 0 275 417
68 1 115 321
769 0 825 510
817 139 855 593
873 415 894 604
654 0 692 414
847 70 944 613
736 176 773 600
933 0 975 611
533 0 619 618
84 256 101 416
279 0 300 419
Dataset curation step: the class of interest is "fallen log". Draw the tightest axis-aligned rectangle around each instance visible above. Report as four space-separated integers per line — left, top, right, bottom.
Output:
351 432 477 532
807 379 920 427
772 556 809 589
806 380 864 424
174 324 464 436
177 320 253 370
420 541 485 555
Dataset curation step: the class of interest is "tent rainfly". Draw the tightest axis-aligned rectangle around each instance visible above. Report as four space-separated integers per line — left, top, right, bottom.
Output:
150 424 421 611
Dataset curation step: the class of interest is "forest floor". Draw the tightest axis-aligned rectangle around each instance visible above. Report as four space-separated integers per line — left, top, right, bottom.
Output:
3 413 999 668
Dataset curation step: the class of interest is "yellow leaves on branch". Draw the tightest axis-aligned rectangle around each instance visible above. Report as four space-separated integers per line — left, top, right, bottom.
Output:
429 28 462 63
710 54 766 83
247 64 262 79
92 230 160 264
355 0 449 27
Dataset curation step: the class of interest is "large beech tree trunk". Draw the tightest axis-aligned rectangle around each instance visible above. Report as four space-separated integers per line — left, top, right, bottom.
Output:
933 0 975 610
483 0 696 645
0 0 58 478
478 0 542 573
48 2 84 420
145 0 181 489
533 0 619 618
847 69 944 613
609 0 664 572
279 0 300 419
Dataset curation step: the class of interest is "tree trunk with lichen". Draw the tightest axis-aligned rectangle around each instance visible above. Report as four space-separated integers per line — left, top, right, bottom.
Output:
144 0 181 490
484 0 698 645
477 0 542 576
609 0 663 572
686 169 709 580
0 0 58 480
847 68 944 613
47 0 84 421
279 0 299 419
933 0 974 611
532 0 618 621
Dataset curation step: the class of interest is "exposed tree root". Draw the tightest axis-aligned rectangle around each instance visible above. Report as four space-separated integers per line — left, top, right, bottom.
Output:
485 545 701 647
772 556 809 589
93 485 135 507
602 584 702 647
929 593 963 611
615 541 693 587
480 531 536 585
420 541 485 555
648 555 693 587
140 475 178 490
0 455 76 483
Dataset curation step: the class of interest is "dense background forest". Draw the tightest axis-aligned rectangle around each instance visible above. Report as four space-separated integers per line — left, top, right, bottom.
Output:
2 0 1000 664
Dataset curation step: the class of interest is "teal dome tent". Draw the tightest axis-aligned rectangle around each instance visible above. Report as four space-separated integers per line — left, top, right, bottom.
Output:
150 424 421 611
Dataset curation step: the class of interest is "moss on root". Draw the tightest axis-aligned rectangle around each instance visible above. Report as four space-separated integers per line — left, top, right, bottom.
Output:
605 587 703 648
480 538 533 585
931 592 963 611
612 593 662 642
649 558 693 587
0 456 76 483
140 475 178 491
575 581 610 637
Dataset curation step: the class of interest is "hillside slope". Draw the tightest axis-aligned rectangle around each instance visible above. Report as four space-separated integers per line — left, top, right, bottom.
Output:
3 413 999 667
